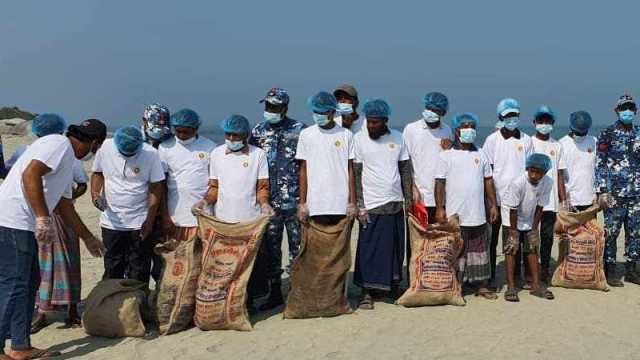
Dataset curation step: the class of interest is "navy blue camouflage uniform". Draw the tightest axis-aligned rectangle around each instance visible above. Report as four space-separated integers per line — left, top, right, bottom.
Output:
249 117 306 281
595 122 640 264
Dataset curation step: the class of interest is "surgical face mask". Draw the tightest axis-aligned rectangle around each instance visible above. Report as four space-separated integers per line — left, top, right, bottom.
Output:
535 124 553 135
504 117 519 131
80 142 96 162
145 125 171 141
422 109 440 123
459 128 477 144
225 139 245 152
312 113 331 127
495 120 505 129
618 110 635 124
176 135 196 146
337 102 354 115
263 111 282 124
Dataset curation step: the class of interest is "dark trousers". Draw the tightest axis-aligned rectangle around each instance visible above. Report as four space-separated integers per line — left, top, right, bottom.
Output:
539 211 557 273
102 228 154 284
0 226 39 351
263 208 301 281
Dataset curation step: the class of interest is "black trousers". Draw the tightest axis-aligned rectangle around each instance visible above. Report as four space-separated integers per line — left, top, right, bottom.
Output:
102 227 155 284
539 211 557 273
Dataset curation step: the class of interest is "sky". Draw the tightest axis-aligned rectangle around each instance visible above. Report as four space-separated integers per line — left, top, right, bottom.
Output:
1 0 639 136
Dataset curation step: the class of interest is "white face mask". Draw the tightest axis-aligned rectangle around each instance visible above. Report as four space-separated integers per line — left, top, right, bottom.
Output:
80 141 96 162
422 109 440 123
176 135 196 146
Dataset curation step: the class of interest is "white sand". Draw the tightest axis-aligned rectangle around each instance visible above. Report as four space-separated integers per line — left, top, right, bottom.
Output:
3 134 640 360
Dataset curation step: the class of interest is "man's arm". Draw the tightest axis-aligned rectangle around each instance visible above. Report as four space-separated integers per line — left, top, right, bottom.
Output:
298 160 307 205
204 179 219 204
348 159 356 206
256 179 270 206
72 183 87 200
147 181 163 220
353 162 364 209
509 208 518 231
56 198 104 257
558 170 568 205
484 177 498 224
23 160 51 218
399 160 413 206
434 179 446 222
532 205 544 229
90 172 105 203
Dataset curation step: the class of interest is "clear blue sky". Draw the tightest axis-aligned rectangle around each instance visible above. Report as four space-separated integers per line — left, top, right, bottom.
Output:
1 0 638 134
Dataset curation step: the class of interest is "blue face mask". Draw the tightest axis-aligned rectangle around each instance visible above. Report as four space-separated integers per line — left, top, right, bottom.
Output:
536 124 553 135
504 117 519 131
422 109 440 123
619 110 635 124
337 103 353 115
313 113 331 127
459 128 477 144
495 120 505 129
264 111 282 124
225 139 245 152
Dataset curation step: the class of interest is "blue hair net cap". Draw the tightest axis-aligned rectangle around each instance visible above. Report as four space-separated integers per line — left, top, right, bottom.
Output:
114 126 144 156
31 113 67 137
362 98 391 119
171 108 201 129
526 153 552 174
569 111 592 132
307 91 337 113
497 98 520 117
452 113 480 129
423 92 449 114
221 114 250 135
534 105 555 121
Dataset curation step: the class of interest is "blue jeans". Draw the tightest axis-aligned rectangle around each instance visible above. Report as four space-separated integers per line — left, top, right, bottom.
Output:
0 226 40 351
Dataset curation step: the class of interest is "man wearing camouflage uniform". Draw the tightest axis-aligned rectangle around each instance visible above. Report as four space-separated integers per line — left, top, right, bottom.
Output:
249 88 306 310
595 94 640 287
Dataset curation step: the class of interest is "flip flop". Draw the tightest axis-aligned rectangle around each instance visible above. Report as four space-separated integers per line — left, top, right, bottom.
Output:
30 316 48 335
57 317 82 330
530 288 555 300
1 354 14 360
358 295 374 310
504 288 520 302
9 348 61 360
475 288 498 300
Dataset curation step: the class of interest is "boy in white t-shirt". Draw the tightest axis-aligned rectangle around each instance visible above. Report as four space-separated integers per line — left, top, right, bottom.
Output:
435 113 498 300
352 99 413 309
501 153 555 302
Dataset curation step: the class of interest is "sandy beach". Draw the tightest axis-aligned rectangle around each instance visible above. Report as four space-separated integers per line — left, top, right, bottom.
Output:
3 133 640 360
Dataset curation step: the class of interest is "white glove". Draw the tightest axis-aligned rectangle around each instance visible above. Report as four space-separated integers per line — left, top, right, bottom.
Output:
297 203 309 223
35 216 53 244
191 199 209 216
346 203 357 218
260 203 275 216
357 208 370 228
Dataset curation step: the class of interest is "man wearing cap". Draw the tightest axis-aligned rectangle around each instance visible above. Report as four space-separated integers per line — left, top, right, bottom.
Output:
595 94 640 286
249 88 306 310
560 111 597 212
353 99 412 309
482 98 534 286
333 84 364 133
0 118 106 360
91 126 165 284
530 105 568 282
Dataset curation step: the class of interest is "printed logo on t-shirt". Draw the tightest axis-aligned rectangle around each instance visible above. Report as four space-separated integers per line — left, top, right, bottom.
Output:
242 161 249 168
517 145 524 152
389 143 396 150
474 158 480 165
198 152 206 160
550 150 555 156
334 140 342 148
133 167 141 175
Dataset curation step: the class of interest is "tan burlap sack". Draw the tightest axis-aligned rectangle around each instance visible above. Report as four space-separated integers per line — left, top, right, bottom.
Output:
194 213 270 331
82 279 148 338
397 214 465 307
284 217 354 319
154 234 203 335
552 205 608 291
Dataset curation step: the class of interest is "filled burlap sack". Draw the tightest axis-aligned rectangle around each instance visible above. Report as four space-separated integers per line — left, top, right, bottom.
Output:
82 279 148 338
154 235 203 335
194 213 270 331
551 205 607 291
397 214 465 307
284 217 354 319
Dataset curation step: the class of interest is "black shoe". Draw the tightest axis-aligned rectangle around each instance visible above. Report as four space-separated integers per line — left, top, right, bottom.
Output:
259 281 284 311
606 264 624 287
624 263 640 285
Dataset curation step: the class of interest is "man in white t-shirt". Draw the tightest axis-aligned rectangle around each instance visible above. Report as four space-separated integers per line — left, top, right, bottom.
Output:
0 118 106 359
352 99 413 310
333 84 364 134
482 98 534 284
530 105 568 282
91 126 165 285
435 113 498 300
501 154 554 302
560 111 597 211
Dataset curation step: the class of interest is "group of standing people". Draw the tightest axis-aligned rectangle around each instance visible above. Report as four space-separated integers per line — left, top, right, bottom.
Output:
0 85 639 359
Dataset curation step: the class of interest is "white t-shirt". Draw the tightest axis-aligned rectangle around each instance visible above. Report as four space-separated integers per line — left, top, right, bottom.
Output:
501 173 552 231
0 135 74 232
92 140 165 230
531 136 566 212
335 115 364 134
72 159 88 184
209 144 268 223
354 129 409 210
296 124 355 216
559 135 597 206
435 148 492 227
402 120 453 206
159 136 216 227
482 130 534 206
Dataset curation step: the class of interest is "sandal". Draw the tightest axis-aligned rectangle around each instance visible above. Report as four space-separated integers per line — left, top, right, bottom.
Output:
530 288 555 300
9 347 61 360
30 315 48 335
358 294 374 310
475 288 498 300
58 317 82 329
504 287 520 302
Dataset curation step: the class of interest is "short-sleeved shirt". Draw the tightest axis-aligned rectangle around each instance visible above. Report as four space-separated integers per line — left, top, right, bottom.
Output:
296 124 354 216
501 173 552 231
0 135 74 232
354 129 409 210
435 147 492 227
402 120 453 207
532 137 566 212
209 144 268 223
334 115 365 134
482 130 534 206
159 136 216 227
92 139 165 230
560 135 597 206
595 122 640 198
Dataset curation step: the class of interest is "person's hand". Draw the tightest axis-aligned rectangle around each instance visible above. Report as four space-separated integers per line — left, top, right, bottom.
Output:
488 205 498 224
35 216 53 244
560 200 573 212
83 235 106 257
346 203 357 218
357 208 370 228
598 193 614 210
435 207 447 223
440 138 453 150
260 203 275 216
297 203 309 223
162 215 176 238
140 218 154 241
191 199 208 216
412 184 423 205
92 194 106 212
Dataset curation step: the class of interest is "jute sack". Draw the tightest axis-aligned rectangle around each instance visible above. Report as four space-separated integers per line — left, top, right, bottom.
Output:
154 234 203 335
284 217 354 319
194 213 270 331
83 279 148 338
551 205 608 291
397 214 465 307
